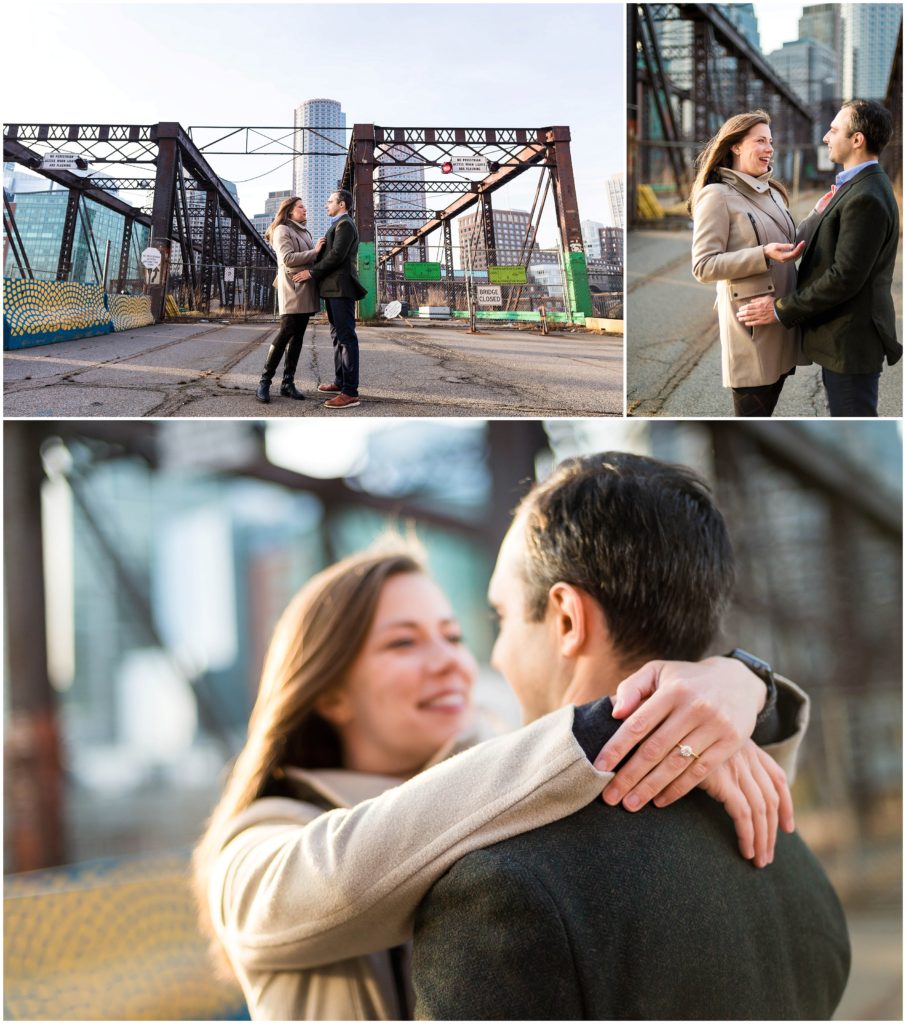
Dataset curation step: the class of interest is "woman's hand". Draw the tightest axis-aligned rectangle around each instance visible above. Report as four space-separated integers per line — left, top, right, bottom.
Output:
594 657 765 809
698 740 794 867
764 240 805 263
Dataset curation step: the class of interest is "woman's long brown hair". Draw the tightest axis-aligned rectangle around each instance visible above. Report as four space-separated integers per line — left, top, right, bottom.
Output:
688 110 790 214
264 195 304 242
192 541 427 976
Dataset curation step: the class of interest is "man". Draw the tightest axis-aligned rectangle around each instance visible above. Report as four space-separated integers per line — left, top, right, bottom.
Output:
294 189 368 410
738 100 900 416
413 453 850 1020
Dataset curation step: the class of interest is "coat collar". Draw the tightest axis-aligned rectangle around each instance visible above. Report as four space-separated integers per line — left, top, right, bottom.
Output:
718 166 774 195
718 167 793 239
282 713 498 808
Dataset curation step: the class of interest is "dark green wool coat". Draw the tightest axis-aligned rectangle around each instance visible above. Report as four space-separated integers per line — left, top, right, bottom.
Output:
413 698 850 1021
776 164 901 373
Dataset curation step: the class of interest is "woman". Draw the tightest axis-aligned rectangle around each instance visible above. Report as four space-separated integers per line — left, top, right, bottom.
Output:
690 111 809 417
256 197 322 404
193 542 804 1020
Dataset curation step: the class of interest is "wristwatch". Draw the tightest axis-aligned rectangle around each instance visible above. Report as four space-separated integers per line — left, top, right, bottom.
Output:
726 648 777 725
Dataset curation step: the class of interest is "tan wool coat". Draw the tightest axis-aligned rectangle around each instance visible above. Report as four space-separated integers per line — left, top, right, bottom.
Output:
692 167 810 388
209 682 809 1021
272 222 320 315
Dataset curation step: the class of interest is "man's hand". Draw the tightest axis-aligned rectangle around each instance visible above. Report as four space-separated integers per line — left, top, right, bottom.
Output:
293 269 312 283
699 740 794 867
737 295 778 326
595 657 764 809
316 237 326 251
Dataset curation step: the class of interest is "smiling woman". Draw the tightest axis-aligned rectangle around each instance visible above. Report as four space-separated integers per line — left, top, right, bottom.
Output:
191 538 625 1020
190 530 803 1021
689 110 809 416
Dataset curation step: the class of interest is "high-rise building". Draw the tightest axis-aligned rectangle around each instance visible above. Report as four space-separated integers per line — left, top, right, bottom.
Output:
581 219 605 260
767 37 839 106
3 189 150 282
840 4 902 100
718 4 760 50
607 174 626 230
456 208 540 270
265 190 293 219
293 98 347 243
799 3 842 56
599 226 624 266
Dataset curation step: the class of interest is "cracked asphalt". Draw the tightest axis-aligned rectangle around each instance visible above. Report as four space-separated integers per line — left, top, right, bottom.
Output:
3 318 624 418
626 194 903 418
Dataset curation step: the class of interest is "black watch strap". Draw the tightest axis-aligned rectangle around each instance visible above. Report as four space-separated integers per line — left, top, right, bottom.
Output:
726 648 777 724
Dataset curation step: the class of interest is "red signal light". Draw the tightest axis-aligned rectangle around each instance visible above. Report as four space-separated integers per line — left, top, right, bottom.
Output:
441 161 453 174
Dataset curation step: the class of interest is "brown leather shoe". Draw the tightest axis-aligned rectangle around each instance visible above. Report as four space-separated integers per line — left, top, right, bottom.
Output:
317 383 341 394
324 393 361 409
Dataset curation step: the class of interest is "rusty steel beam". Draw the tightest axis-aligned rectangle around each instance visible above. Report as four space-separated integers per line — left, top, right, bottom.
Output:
4 423 67 871
351 123 377 246
683 4 811 122
56 190 80 281
379 135 550 263
3 138 151 224
545 126 584 253
149 127 179 321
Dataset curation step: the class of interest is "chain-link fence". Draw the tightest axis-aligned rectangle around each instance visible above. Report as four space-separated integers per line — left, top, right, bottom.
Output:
162 261 277 320
376 243 622 323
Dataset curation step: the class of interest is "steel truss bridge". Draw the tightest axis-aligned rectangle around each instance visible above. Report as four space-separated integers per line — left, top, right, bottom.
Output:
4 121 593 321
628 3 813 224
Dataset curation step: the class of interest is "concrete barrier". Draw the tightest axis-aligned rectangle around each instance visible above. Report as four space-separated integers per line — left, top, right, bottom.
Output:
585 317 624 335
3 280 113 349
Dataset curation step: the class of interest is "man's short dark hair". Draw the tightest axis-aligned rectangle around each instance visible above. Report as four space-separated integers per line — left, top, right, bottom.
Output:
842 99 893 155
332 188 353 211
516 452 735 663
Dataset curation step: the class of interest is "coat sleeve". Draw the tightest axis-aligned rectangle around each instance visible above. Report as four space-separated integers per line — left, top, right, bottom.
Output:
776 190 895 327
309 221 356 281
754 674 808 781
692 187 771 284
210 705 611 972
412 850 581 1020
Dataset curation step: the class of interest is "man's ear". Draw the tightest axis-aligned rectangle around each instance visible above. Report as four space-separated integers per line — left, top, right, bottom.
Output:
547 582 588 658
314 687 354 727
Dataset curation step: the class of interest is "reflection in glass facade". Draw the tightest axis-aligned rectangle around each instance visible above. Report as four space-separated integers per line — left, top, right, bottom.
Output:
4 189 150 290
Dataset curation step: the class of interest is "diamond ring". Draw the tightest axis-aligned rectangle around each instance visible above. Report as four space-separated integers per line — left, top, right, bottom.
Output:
678 743 700 760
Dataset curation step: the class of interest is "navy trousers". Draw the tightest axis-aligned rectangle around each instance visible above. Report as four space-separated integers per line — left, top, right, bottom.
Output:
325 297 360 397
822 367 880 417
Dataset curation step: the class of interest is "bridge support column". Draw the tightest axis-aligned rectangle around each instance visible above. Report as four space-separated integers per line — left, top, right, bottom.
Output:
563 250 593 319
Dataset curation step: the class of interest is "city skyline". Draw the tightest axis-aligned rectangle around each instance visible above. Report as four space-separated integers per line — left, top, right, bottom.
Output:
6 4 623 244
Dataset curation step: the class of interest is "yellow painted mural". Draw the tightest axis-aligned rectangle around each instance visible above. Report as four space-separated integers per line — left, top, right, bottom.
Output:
3 280 112 342
108 294 154 332
4 852 247 1020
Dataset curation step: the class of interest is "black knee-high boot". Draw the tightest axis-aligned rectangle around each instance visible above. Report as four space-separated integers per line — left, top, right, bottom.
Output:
279 315 310 399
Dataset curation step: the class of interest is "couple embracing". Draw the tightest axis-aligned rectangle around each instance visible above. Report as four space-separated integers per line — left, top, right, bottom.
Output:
193 450 850 1020
257 188 366 409
691 99 900 417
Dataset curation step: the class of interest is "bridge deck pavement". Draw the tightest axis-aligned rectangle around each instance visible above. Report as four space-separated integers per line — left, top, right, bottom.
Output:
4 318 623 418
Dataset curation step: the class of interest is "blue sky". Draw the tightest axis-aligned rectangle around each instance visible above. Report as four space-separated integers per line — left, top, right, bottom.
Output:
5 2 624 242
